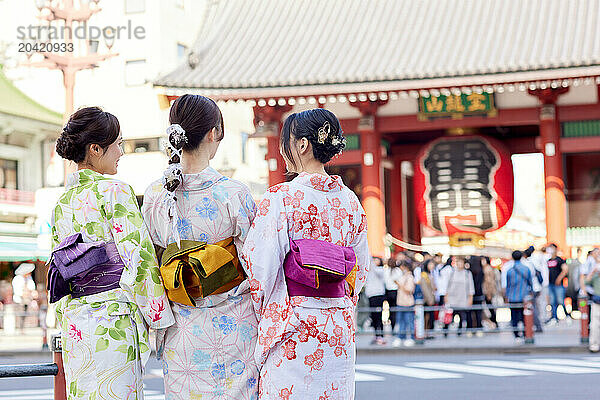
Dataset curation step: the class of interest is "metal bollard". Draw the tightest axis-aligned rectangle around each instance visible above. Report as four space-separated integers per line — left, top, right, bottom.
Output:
580 297 590 344
52 334 66 400
414 299 425 345
41 306 48 351
523 296 535 344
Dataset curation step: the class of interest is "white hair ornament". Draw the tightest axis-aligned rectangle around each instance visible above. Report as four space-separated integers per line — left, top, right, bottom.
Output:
163 123 188 248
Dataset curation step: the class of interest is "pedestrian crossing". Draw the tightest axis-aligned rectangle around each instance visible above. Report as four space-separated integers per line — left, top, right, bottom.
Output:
355 357 600 381
2 357 600 398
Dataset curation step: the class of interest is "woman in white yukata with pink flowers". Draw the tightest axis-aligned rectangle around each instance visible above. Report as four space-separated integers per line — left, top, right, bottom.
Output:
241 108 370 399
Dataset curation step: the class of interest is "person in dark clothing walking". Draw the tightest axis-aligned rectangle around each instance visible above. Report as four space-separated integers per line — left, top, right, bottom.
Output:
466 256 485 336
545 243 568 324
384 257 401 332
365 257 387 344
505 250 533 339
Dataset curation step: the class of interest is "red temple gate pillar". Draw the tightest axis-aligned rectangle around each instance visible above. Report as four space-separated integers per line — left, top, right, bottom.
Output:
389 156 404 249
253 104 292 187
353 100 387 256
529 87 569 253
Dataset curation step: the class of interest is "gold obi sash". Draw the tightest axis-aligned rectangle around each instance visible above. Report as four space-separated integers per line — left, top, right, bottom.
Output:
160 238 245 306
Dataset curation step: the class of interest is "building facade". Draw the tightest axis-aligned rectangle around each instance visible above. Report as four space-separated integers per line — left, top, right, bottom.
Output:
0 67 62 283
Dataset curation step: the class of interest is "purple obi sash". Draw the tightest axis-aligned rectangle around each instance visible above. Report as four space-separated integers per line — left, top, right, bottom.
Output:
283 239 357 298
47 233 124 303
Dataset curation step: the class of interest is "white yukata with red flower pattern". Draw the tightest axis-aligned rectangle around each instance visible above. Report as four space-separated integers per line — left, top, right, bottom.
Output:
241 173 370 400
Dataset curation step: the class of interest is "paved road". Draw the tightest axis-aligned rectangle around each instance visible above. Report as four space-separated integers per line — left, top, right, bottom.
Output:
1 353 599 399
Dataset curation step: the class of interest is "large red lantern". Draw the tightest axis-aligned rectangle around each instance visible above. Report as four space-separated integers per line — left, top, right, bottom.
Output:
414 135 514 237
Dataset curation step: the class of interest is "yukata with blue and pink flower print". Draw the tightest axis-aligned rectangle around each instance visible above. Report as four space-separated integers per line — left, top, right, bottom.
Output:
142 166 259 400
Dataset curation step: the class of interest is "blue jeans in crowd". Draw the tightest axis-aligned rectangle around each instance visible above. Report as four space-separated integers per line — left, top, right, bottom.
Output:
548 284 565 320
396 308 415 340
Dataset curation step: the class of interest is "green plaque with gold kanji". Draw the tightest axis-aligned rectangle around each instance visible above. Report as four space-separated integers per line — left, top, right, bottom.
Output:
419 93 496 120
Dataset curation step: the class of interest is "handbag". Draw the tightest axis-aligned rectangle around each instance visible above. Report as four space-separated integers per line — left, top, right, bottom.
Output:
443 307 454 325
420 272 436 306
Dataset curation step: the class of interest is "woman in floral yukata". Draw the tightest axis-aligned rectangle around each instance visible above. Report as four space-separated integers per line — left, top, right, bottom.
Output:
141 95 259 399
241 108 371 399
49 106 175 400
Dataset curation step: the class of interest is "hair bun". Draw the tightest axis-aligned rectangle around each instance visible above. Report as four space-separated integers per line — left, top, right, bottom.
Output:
310 120 346 164
56 128 85 163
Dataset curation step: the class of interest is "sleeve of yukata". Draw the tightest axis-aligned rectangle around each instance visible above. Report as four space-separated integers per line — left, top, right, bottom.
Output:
240 189 299 365
230 185 257 256
141 182 167 249
104 182 175 330
349 196 370 304
49 209 67 328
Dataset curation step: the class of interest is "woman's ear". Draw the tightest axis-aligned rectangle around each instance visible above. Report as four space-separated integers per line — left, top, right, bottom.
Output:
297 137 309 155
89 144 102 157
206 127 217 142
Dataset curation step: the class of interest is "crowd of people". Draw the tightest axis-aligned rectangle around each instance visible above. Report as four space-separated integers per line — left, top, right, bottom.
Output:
362 244 600 351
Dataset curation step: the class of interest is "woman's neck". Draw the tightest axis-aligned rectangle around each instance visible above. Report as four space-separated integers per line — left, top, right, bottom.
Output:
297 160 327 176
181 148 210 174
77 162 100 174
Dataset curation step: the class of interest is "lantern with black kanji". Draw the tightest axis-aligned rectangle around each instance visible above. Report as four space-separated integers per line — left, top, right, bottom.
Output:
414 135 514 246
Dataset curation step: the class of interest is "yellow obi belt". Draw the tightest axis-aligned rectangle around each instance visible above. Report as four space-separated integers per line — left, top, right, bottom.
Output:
160 237 245 306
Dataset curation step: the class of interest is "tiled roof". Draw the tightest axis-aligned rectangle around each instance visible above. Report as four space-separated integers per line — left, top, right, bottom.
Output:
0 67 63 126
156 0 600 98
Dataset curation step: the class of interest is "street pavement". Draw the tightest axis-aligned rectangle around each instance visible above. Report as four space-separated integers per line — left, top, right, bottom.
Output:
0 317 587 355
1 353 599 399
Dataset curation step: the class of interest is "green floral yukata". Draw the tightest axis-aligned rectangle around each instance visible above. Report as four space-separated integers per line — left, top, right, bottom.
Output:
51 169 175 400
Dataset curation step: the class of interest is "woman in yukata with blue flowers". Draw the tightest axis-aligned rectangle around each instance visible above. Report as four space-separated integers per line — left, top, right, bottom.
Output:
49 107 175 399
141 94 259 399
241 108 371 399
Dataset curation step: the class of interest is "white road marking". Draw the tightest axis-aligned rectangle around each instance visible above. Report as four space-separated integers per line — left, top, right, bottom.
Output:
469 360 600 374
146 368 164 378
406 362 534 376
355 372 385 381
356 363 462 379
0 389 52 396
527 358 600 368
0 388 164 400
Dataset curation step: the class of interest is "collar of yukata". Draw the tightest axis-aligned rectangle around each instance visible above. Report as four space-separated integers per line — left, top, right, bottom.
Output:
65 169 107 189
293 172 344 192
180 166 227 191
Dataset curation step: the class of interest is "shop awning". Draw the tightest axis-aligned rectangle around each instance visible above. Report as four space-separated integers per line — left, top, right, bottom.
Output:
0 240 48 262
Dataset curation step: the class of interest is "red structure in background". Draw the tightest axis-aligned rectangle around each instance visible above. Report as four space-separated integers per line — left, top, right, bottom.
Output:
156 1 600 255
413 135 514 237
